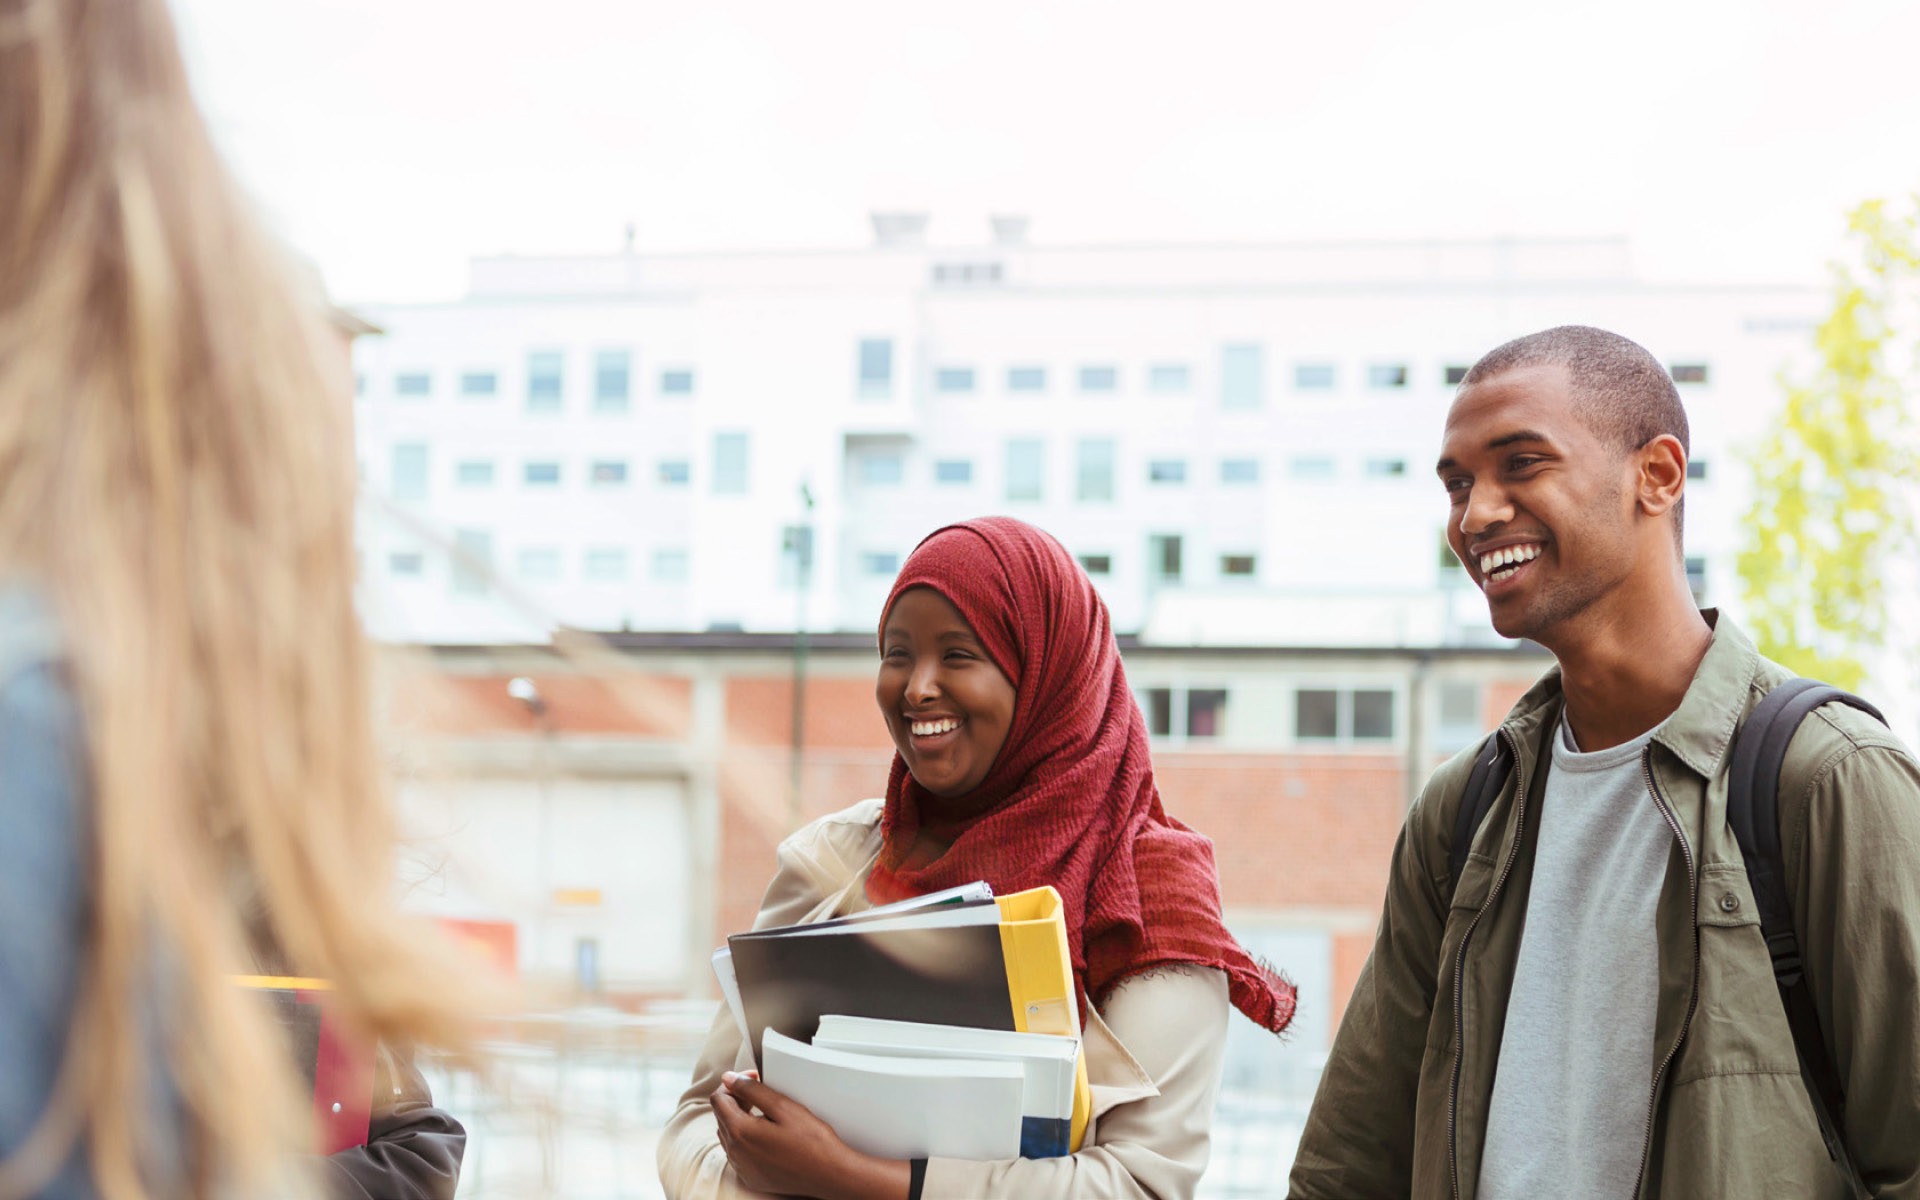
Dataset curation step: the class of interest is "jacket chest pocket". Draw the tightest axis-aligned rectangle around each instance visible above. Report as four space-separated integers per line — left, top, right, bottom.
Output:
1676 861 1802 1084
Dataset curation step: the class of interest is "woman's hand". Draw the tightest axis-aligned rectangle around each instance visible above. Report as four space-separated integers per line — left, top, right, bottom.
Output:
711 1071 912 1200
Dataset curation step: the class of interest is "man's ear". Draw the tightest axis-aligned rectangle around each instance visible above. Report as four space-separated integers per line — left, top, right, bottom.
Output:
1636 434 1687 518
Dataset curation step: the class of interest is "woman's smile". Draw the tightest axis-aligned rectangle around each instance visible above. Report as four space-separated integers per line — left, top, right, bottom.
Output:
876 587 1015 799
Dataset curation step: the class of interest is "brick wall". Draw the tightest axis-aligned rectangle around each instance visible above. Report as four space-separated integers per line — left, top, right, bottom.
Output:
1157 752 1405 911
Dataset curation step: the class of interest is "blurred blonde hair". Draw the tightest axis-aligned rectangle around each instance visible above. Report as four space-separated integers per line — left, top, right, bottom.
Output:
0 0 484 1195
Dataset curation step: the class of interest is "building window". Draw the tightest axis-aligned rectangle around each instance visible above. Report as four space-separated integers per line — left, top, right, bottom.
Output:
935 367 976 394
1148 534 1183 583
658 459 691 486
1144 688 1174 737
1444 364 1470 386
1221 554 1257 578
1220 458 1260 485
388 551 424 577
1368 363 1410 389
1148 459 1187 485
651 548 689 583
1148 364 1192 393
523 461 561 486
1187 689 1228 738
354 373 366 397
1437 680 1482 754
1221 344 1264 409
455 460 495 487
1290 455 1337 481
391 444 428 501
931 261 1004 286
594 350 631 411
860 453 904 486
1007 366 1047 392
1295 687 1396 743
517 546 562 581
1141 686 1228 742
861 551 902 577
1353 689 1395 739
584 547 629 581
713 432 749 495
660 368 695 396
1006 439 1044 502
527 350 563 412
1077 439 1115 503
1295 689 1339 740
460 371 497 398
858 338 893 399
1079 553 1112 576
934 459 973 485
1365 457 1408 478
1294 363 1337 390
1671 363 1710 384
451 529 491 596
1687 459 1710 481
1078 365 1118 393
395 372 431 398
1686 556 1708 603
591 460 629 486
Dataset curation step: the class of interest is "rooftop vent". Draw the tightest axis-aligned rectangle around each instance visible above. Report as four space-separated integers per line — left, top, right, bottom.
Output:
870 211 930 247
989 214 1029 246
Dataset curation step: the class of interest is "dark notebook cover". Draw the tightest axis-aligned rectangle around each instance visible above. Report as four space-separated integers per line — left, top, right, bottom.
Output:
729 922 1015 1070
242 980 375 1153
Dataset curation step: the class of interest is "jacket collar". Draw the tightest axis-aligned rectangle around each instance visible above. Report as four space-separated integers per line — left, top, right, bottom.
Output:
1498 609 1762 781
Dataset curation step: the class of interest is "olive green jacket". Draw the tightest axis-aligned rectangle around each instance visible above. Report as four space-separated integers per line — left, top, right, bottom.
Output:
1290 614 1920 1199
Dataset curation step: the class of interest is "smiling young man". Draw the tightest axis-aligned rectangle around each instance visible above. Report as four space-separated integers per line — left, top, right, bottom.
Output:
1288 326 1920 1199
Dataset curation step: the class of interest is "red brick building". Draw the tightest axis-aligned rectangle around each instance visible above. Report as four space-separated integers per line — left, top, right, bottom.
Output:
392 632 1547 1055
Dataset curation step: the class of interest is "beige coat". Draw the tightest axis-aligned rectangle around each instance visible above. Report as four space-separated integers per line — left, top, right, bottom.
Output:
657 799 1230 1200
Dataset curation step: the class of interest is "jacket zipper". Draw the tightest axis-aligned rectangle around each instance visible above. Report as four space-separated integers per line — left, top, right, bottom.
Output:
1631 748 1700 1199
1447 727 1530 1200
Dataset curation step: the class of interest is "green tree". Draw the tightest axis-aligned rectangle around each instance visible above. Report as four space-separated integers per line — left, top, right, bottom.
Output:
1738 196 1920 690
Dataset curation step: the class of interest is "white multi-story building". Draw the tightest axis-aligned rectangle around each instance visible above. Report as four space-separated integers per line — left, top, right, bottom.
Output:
351 217 1822 646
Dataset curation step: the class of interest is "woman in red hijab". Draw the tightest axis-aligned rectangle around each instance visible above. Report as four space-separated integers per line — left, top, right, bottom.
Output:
660 517 1295 1200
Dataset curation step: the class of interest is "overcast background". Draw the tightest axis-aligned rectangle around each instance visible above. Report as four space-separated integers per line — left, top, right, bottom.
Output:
171 0 1920 303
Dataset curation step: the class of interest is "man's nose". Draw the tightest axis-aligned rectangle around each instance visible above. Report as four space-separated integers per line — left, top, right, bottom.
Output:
1459 481 1512 537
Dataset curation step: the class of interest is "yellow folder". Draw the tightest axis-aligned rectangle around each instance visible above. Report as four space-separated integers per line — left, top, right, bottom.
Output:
995 886 1092 1153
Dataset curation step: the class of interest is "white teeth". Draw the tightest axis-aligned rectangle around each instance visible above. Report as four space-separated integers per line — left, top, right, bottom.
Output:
911 718 960 737
1478 544 1541 579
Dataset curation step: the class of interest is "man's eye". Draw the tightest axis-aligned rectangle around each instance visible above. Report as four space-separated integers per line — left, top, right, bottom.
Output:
1509 456 1545 471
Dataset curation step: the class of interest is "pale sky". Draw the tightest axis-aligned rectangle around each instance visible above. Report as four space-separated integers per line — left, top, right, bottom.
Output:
170 0 1920 305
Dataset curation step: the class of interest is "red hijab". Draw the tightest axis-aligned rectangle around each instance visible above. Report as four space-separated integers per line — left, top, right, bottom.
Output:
867 517 1296 1033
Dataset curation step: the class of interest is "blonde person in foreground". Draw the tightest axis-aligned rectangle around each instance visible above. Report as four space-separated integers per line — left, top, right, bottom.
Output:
658 517 1297 1200
0 1 486 1197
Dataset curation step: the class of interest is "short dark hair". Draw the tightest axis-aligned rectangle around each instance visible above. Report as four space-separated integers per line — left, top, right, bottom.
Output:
1461 325 1689 457
1461 326 1690 549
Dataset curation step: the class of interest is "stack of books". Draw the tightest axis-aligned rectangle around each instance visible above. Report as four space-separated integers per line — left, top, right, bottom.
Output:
712 883 1091 1161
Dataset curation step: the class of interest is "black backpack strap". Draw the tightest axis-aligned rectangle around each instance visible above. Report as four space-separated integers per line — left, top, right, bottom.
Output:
1726 678 1885 1196
1448 734 1512 901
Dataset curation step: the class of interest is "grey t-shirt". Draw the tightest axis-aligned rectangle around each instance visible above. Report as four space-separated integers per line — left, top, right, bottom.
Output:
1478 719 1673 1200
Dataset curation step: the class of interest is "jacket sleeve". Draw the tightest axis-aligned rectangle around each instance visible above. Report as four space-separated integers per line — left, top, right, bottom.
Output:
655 824 853 1200
320 1046 465 1200
920 965 1229 1200
1787 738 1920 1199
0 651 103 1200
1288 773 1456 1199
